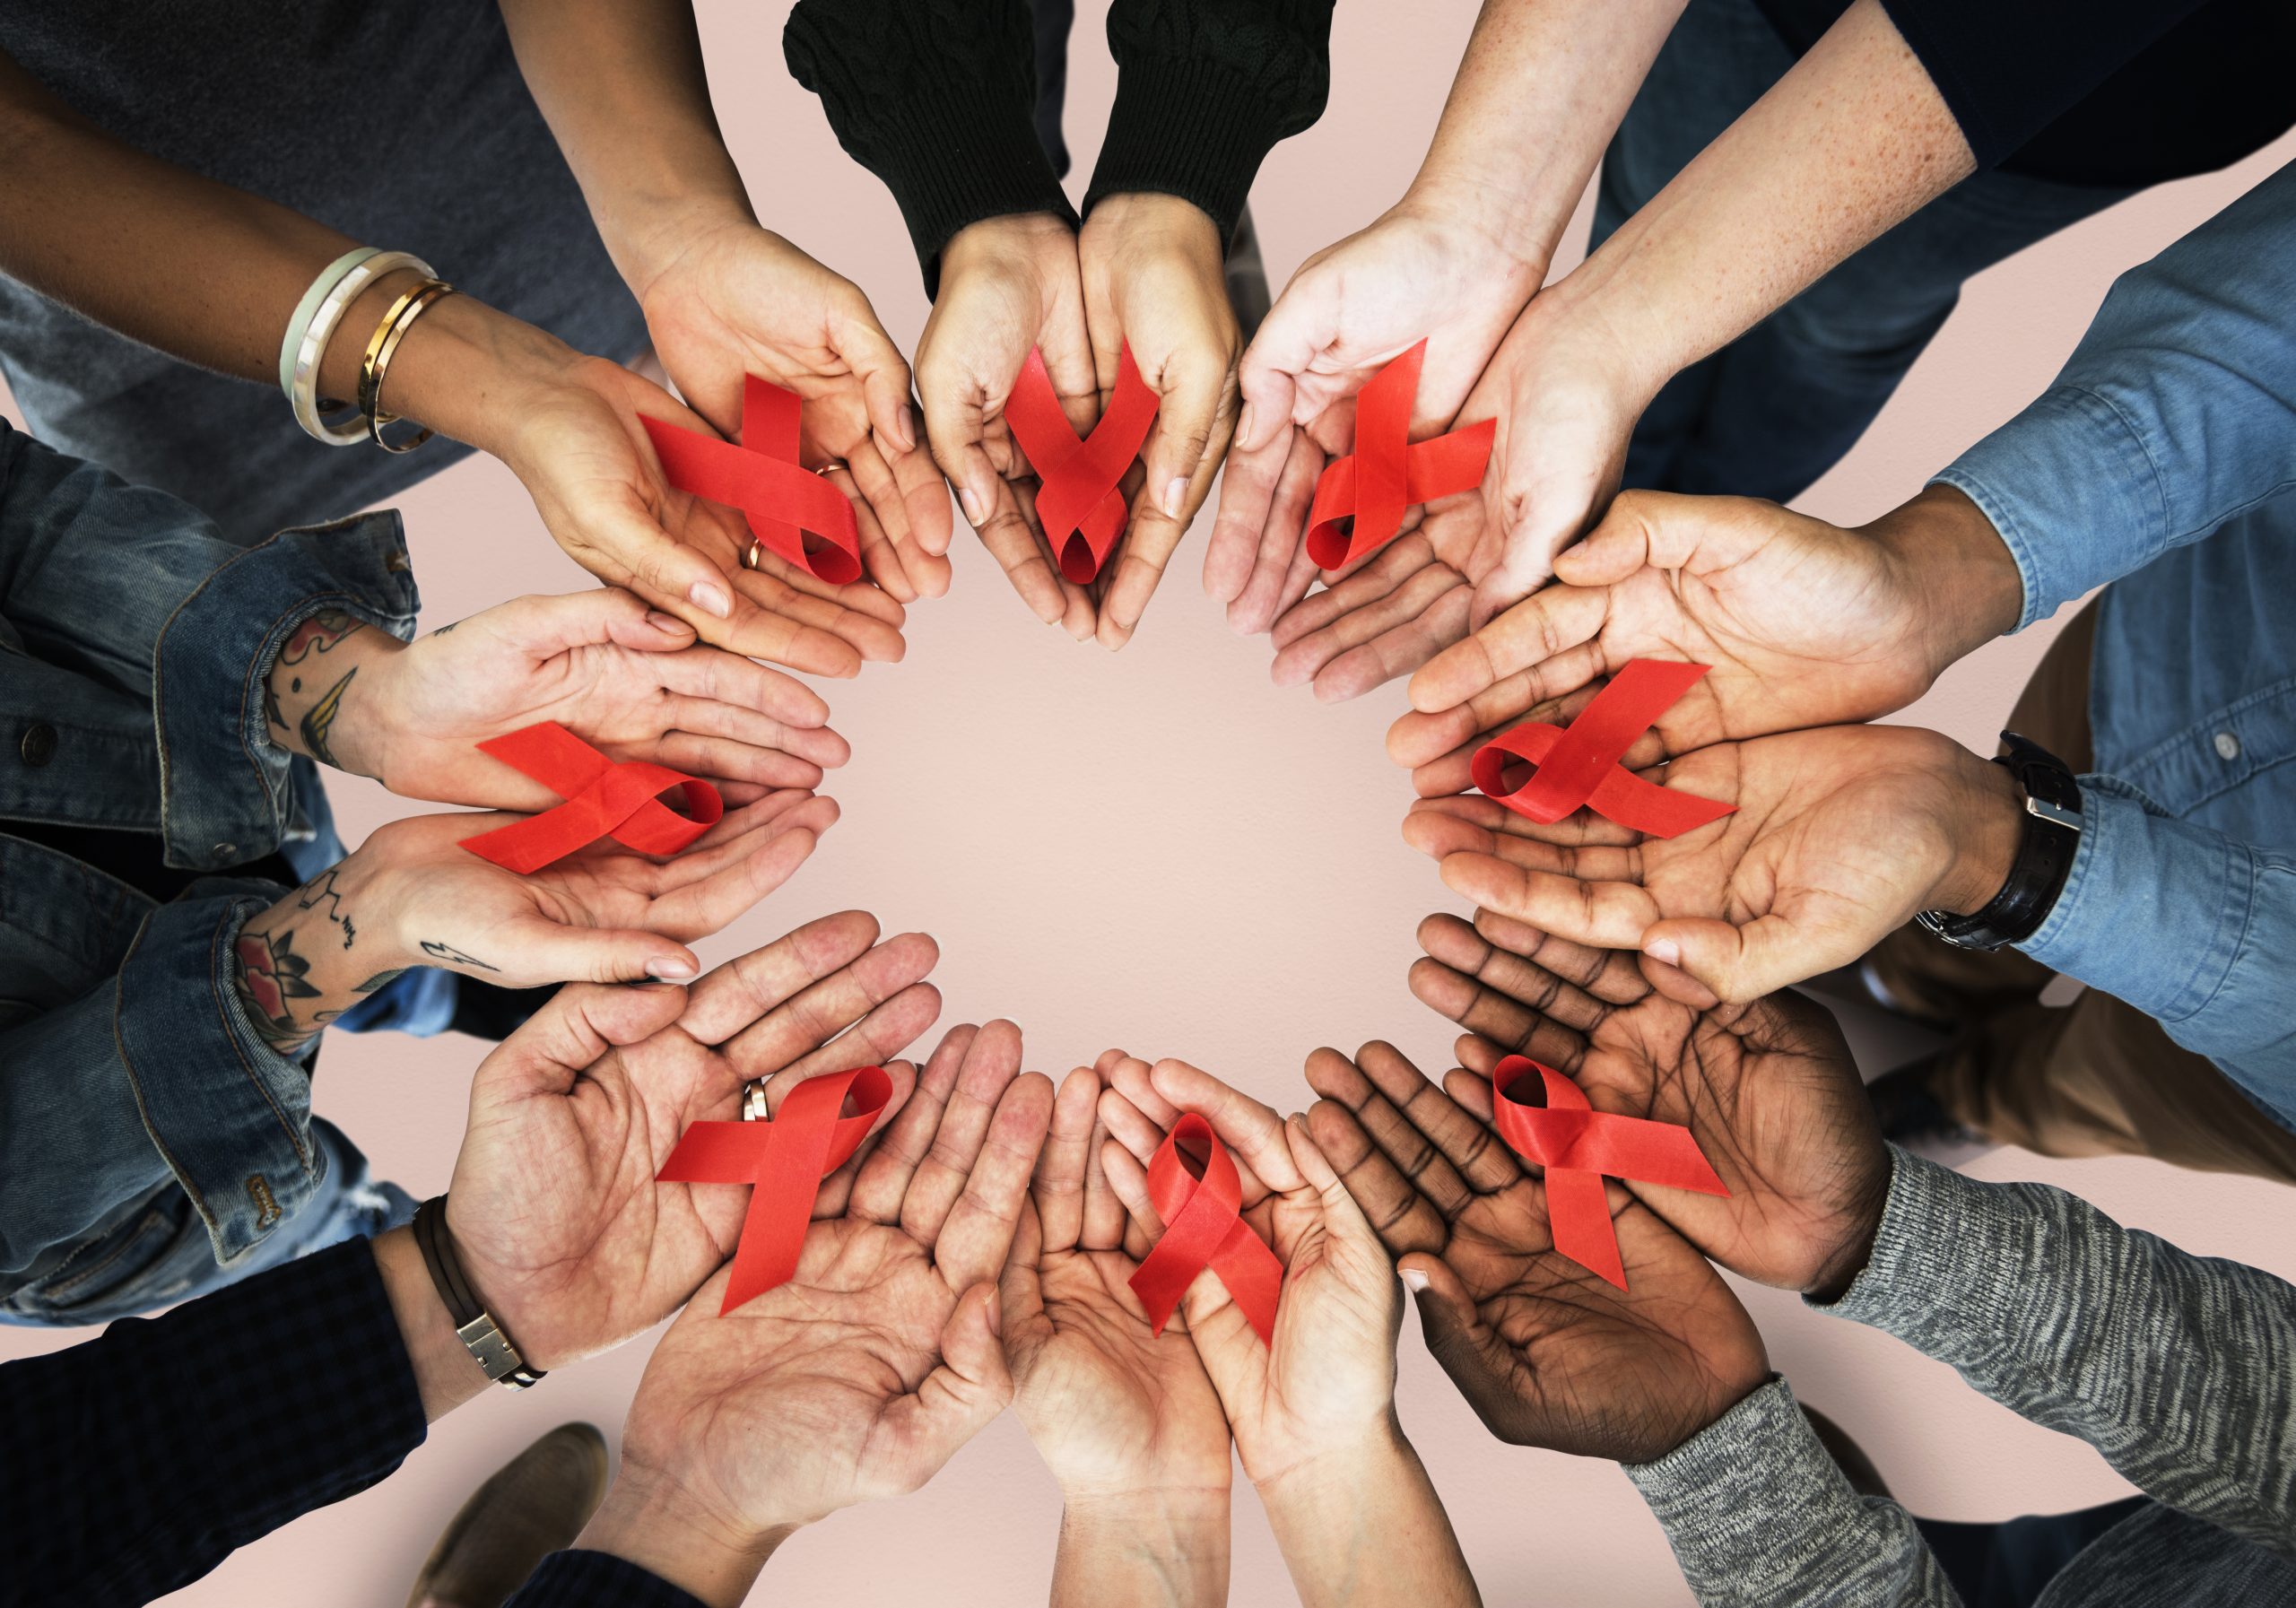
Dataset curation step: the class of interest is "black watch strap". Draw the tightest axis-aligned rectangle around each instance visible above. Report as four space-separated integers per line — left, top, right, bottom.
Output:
413 1195 544 1390
1916 732 2083 952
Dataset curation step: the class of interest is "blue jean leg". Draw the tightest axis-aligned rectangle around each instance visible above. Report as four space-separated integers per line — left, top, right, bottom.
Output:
1595 0 2134 500
1918 1498 2156 1608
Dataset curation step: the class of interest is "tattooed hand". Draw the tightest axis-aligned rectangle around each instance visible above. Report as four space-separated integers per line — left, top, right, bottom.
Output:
265 590 849 812
230 793 836 1054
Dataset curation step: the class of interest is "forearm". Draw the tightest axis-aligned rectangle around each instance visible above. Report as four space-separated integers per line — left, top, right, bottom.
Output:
1822 1149 2296 1552
1861 482 2025 682
569 1468 790 1608
1255 1421 1481 1608
1540 0 1972 403
230 852 422 1056
497 0 752 299
1404 0 1687 272
261 606 405 780
1052 1489 1231 1608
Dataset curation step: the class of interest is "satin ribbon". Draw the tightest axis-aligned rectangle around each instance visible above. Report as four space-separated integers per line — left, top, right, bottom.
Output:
457 721 723 874
1003 343 1161 583
1302 339 1496 571
1470 659 1735 839
657 1065 894 1315
641 375 864 584
1489 1055 1727 1291
1127 1115 1283 1345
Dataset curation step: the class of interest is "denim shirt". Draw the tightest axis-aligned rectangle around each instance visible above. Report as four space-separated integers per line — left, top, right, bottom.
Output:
0 425 420 1308
1935 158 2296 1131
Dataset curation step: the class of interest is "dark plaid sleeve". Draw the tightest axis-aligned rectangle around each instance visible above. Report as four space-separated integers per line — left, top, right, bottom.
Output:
0 1238 428 1606
507 1550 711 1607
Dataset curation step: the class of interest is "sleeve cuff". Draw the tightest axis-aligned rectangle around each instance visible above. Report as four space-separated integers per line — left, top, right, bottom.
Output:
1809 1146 2019 1337
1084 55 1311 242
114 887 328 1266
153 512 419 871
1625 1378 1945 1604
506 1550 711 1608
1932 386 2166 631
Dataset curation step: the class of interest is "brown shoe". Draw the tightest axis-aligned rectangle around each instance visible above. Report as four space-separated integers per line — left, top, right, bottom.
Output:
406 1422 610 1608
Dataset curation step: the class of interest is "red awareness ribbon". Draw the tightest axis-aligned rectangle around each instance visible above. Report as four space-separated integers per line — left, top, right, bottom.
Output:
640 375 864 585
1470 659 1735 839
657 1065 893 1315
1127 1115 1283 1346
1302 338 1496 571
1489 1055 1727 1291
1003 343 1161 584
457 721 723 874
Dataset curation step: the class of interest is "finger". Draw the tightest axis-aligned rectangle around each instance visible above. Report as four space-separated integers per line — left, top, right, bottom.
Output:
1203 425 1289 606
931 1072 1058 1292
1080 1107 1128 1256
829 292 921 458
1307 581 1474 705
1098 1082 1171 1167
491 914 699 987
829 459 917 605
1346 1039 1520 1195
1442 1064 1500 1126
888 431 958 562
1100 364 1234 648
1235 279 1325 450
1474 907 1654 1005
1642 915 1807 1006
1438 853 1664 949
1147 1058 1303 1195
1410 584 1613 716
874 1282 1014 1495
640 821 825 940
500 587 696 657
474 978 687 1103
721 930 943 1085
1099 1134 1166 1238
1284 1113 1382 1248
999 1199 1050 1369
1224 428 1326 636
575 488 743 632
677 910 879 1046
1414 910 1622 1037
1399 1251 1529 1438
975 476 1076 627
652 645 835 730
809 1056 921 1221
1105 1054 1182 1130
1302 1093 1448 1256
900 1021 1026 1249
848 1024 978 1224
1035 1065 1099 1256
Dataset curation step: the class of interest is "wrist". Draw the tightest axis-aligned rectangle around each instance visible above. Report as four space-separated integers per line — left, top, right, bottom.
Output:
372 1225 491 1421
1926 748 2028 917
1056 1487 1231 1607
1865 483 2024 679
1394 174 1557 285
943 211 1078 282
1081 192 1220 252
577 1464 793 1608
1247 1413 1408 1515
364 291 585 461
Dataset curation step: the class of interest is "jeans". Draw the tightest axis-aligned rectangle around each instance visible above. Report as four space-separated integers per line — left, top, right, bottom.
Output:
1596 0 2135 500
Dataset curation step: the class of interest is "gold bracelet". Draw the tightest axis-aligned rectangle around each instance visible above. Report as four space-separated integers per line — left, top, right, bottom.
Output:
357 277 457 454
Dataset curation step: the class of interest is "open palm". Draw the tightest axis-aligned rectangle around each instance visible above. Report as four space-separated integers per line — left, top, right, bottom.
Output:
1302 1041 1766 1464
445 912 944 1369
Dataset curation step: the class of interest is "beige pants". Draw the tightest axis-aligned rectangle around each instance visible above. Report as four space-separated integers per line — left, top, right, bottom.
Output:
1866 603 2296 1185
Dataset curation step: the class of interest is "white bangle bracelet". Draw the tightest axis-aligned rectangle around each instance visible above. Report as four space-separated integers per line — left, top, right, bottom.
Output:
288 248 435 445
276 246 379 400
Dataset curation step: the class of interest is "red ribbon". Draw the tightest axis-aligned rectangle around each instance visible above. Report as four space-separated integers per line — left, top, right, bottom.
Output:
641 375 864 585
1003 343 1161 584
1302 339 1496 571
457 721 723 874
657 1065 893 1315
1470 659 1735 839
1127 1115 1283 1345
1489 1056 1727 1291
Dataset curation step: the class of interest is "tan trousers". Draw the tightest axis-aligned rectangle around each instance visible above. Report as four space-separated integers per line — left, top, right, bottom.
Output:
1866 603 2296 1185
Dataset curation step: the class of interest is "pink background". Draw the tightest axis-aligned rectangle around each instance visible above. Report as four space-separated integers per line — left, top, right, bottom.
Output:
5 4 2293 1603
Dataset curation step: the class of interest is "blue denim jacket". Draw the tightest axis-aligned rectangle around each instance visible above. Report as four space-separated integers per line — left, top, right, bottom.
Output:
0 426 425 1322
1935 159 2296 1131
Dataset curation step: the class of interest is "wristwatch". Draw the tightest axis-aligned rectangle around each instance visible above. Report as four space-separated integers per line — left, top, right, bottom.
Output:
1915 731 2083 952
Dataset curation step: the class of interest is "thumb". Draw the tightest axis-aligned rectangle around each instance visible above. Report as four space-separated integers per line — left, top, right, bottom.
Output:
827 292 921 456
500 917 701 988
918 384 1004 535
512 587 698 656
1144 361 1230 526
1641 915 1805 1006
1552 498 1664 589
1399 1251 1510 1395
874 1282 1014 1495
1237 274 1330 451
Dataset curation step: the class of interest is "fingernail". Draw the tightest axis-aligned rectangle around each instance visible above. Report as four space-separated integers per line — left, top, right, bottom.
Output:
646 957 698 981
688 580 732 620
644 610 688 633
959 486 985 526
1644 939 1682 967
1400 1268 1430 1294
1237 401 1255 445
1162 475 1187 518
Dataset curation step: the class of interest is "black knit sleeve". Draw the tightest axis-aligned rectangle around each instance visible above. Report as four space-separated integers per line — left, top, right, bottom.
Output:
1085 0 1335 241
784 0 1079 293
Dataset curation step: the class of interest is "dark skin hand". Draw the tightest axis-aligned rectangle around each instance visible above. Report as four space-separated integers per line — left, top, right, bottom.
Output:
1408 911 1893 1297
1300 1041 1770 1465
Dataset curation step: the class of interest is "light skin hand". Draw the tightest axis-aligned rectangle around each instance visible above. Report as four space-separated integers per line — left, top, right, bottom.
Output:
1001 1064 1233 1608
268 589 850 808
1409 913 1892 1295
1095 1056 1480 1608
1079 194 1241 651
1396 486 2024 775
446 912 947 1372
1300 1040 1770 1465
592 1026 1056 1602
918 213 1100 639
1400 721 2030 1005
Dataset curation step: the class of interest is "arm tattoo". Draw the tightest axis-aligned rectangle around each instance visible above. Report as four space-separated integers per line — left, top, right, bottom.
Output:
420 939 500 972
267 607 368 749
291 869 356 950
234 926 325 1054
300 667 355 769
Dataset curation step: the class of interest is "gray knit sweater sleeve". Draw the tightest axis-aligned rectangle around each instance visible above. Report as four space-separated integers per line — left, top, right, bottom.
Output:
1822 1148 2296 1555
1626 1378 1956 1605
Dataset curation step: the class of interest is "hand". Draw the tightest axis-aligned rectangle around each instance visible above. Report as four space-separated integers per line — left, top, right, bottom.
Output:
1410 912 1892 1294
444 911 944 1369
635 218 954 604
918 213 1100 638
1076 193 1241 650
1401 721 2028 1004
1207 202 1539 647
605 1022 1054 1539
329 590 849 807
1302 1040 1769 1464
1396 487 2022 769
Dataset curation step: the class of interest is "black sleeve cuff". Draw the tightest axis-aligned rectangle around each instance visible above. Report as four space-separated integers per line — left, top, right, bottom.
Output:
506 1549 712 1608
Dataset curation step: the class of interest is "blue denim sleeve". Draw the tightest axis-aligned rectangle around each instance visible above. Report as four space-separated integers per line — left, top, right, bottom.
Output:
506 1552 711 1608
2018 779 2296 1128
1932 161 2296 630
